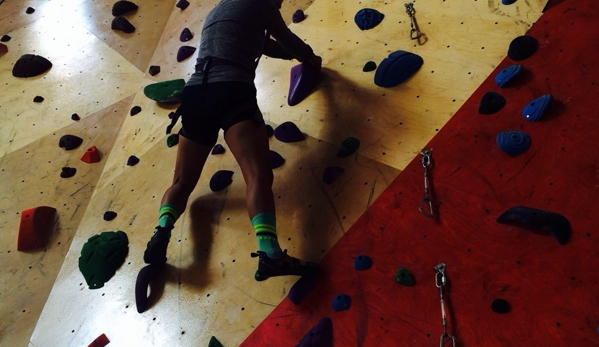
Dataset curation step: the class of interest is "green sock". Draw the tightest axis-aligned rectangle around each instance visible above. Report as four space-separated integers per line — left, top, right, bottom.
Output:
157 204 180 232
252 212 283 259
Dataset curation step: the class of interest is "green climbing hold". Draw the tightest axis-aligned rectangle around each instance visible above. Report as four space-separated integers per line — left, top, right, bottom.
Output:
167 134 179 147
143 79 186 103
208 336 223 347
78 231 129 289
337 137 360 158
395 267 415 286
266 124 274 137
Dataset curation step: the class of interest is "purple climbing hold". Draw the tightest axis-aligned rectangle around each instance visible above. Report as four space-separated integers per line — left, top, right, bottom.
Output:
211 144 225 155
26 7 35 14
130 106 142 116
12 54 52 78
111 16 135 33
60 167 77 178
295 317 333 347
177 46 196 62
112 0 138 16
135 264 163 313
148 65 160 76
0 35 10 42
209 170 234 192
274 121 305 143
71 113 81 121
288 62 320 106
103 211 117 221
331 294 351 311
176 0 190 10
323 166 344 184
180 28 193 42
269 150 285 169
354 254 372 270
288 276 317 305
33 96 44 103
59 135 83 150
168 111 176 119
127 155 140 166
292 9 305 23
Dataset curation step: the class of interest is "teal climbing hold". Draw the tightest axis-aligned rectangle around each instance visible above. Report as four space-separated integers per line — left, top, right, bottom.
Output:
395 268 415 286
208 336 223 347
167 134 179 147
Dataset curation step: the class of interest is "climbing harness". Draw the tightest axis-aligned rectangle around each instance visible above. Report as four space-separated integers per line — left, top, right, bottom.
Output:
434 263 457 347
405 3 423 40
419 149 435 218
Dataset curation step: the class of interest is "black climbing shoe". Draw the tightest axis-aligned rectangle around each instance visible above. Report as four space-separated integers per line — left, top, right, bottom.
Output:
251 250 320 281
143 225 173 265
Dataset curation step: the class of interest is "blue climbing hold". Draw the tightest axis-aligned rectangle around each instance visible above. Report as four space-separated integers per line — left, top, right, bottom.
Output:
331 294 351 311
496 131 531 156
495 64 522 87
502 0 517 5
522 94 552 122
374 50 423 88
354 8 384 31
354 255 372 270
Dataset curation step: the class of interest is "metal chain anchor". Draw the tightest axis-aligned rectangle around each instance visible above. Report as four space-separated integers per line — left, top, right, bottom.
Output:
434 263 457 347
419 149 435 218
405 2 423 40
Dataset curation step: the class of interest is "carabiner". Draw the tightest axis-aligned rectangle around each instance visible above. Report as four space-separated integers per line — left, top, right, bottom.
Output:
419 197 434 218
440 333 457 347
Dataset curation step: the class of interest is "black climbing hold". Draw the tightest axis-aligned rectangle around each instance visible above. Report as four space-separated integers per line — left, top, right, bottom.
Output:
288 275 317 305
112 0 138 16
167 134 179 147
130 105 142 116
502 0 517 4
496 131 531 156
497 206 571 245
274 121 305 143
522 94 552 122
491 298 511 313
208 336 224 347
33 96 44 103
59 135 83 150
148 65 160 76
323 166 344 184
127 155 140 166
354 254 372 270
478 91 506 114
168 112 176 119
395 268 415 286
209 170 234 192
78 231 129 289
374 50 423 88
495 64 522 87
211 144 225 155
71 113 80 121
26 7 35 14
295 317 333 347
363 61 377 72
508 35 538 61
176 0 190 10
176 46 196 62
103 211 117 221
60 167 77 178
331 294 351 311
269 150 285 169
337 137 360 158
354 8 384 30
265 124 274 137
135 264 163 313
0 35 10 42
12 54 52 78
111 16 135 33
292 9 305 23
180 28 193 42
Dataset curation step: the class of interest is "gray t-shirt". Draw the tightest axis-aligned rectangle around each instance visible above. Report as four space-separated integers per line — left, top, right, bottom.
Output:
186 0 314 87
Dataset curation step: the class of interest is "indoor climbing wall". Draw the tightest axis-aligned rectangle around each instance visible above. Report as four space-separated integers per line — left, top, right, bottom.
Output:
0 0 548 346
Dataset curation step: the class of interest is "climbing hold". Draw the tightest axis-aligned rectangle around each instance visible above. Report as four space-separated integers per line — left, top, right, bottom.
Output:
112 0 138 16
180 28 193 42
72 113 81 121
148 65 160 76
478 92 506 114
337 137 360 158
167 134 179 147
274 121 305 143
130 105 142 116
33 96 44 103
144 79 186 103
269 150 285 169
496 131 531 156
0 35 10 42
208 336 224 347
292 9 305 23
176 0 190 10
87 333 110 347
497 206 571 245
288 62 320 106
495 64 522 87
374 50 423 88
59 135 83 150
103 211 117 221
78 230 129 289
127 155 140 166
491 298 511 313
0 43 7 54
17 206 56 251
81 146 100 163
323 166 344 184
211 144 225 155
395 268 415 286
111 16 135 33
209 170 234 192
502 0 517 4
60 167 77 178
522 94 552 122
177 46 196 62
354 254 372 270
354 8 384 30
331 294 351 311
265 124 274 137
363 61 377 72
508 35 538 61
26 7 35 14
135 264 163 313
12 54 52 77
288 276 317 305
295 317 333 347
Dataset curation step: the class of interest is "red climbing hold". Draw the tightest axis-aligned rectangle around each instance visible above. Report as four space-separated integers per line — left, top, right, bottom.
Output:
87 333 110 347
17 206 57 251
81 146 101 163
0 43 7 55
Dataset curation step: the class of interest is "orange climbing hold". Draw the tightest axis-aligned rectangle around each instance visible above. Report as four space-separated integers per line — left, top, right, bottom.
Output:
81 146 100 163
17 206 56 251
87 333 110 347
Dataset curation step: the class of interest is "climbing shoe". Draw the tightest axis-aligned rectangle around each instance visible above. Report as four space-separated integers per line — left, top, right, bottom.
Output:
143 225 173 265
251 250 320 281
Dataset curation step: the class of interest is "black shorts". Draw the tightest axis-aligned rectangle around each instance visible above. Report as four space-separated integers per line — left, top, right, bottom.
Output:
177 82 263 146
